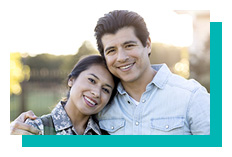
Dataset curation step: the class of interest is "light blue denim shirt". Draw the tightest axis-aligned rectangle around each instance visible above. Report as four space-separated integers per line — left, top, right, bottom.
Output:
96 64 210 135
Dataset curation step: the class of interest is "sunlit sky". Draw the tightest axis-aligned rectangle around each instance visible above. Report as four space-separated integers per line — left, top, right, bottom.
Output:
4 0 193 56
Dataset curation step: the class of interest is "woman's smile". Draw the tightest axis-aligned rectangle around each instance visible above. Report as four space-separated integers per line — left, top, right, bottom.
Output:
83 95 97 107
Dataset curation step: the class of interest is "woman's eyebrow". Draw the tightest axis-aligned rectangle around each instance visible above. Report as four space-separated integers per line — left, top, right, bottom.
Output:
89 73 99 80
89 73 113 89
105 84 113 89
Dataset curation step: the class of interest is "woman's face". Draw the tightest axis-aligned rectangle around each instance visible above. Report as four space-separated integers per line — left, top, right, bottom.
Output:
68 64 115 116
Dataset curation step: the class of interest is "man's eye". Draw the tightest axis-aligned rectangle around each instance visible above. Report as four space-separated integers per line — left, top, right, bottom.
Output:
106 49 115 54
88 78 95 84
125 44 135 48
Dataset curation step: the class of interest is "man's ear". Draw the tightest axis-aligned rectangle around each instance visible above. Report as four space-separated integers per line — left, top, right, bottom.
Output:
146 37 152 56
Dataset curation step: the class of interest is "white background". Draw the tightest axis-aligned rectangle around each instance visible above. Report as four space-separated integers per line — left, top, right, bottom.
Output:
1 0 231 156
3 1 196 56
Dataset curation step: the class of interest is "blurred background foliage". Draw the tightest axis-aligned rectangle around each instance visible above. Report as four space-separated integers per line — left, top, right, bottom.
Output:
10 38 210 121
10 41 99 120
10 53 30 95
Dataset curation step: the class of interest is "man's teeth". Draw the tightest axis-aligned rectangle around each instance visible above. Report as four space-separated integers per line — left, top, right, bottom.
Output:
85 96 96 105
120 64 133 70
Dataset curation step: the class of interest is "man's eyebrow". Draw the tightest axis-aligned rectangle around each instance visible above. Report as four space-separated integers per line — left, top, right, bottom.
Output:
104 41 138 53
123 41 137 45
104 46 115 53
89 73 113 89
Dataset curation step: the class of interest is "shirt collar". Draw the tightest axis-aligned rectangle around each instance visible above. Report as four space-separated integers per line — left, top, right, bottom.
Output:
51 101 102 135
117 82 126 95
51 101 73 132
117 64 171 94
150 64 171 89
84 116 102 135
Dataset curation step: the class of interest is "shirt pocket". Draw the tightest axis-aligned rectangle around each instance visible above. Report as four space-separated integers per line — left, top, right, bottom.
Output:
150 117 184 135
99 119 125 135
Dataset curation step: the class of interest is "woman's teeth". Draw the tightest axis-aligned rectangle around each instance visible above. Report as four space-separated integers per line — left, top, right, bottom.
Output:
84 96 96 106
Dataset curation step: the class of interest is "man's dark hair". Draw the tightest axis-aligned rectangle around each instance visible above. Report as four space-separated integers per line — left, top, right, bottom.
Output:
94 10 150 59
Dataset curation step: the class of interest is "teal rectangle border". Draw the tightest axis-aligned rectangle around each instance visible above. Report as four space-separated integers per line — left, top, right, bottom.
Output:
22 22 222 147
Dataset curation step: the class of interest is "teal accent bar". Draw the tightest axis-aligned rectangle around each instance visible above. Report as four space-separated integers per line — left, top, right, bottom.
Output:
22 22 222 147
22 135 214 147
210 22 222 146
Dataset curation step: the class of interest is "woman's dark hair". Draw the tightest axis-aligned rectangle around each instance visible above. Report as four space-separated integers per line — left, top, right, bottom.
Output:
65 55 119 104
94 10 150 59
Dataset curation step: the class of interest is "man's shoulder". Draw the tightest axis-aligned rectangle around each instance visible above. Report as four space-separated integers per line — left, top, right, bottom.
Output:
96 96 122 120
167 73 203 93
151 64 203 92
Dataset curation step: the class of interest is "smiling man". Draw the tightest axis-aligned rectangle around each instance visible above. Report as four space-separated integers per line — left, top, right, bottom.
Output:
101 27 155 101
94 10 210 135
10 10 210 135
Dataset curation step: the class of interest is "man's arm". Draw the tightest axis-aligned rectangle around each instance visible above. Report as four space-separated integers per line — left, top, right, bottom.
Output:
187 86 210 135
10 111 41 135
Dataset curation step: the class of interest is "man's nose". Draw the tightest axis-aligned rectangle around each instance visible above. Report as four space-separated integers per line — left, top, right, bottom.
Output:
116 48 129 62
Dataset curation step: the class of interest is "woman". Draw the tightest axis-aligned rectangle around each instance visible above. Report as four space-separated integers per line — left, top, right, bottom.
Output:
25 55 118 135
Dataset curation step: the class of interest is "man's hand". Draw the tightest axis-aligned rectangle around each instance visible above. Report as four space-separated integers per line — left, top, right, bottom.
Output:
10 111 41 135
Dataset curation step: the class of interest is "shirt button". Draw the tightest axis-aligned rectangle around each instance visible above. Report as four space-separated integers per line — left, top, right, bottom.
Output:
127 101 130 104
165 125 169 129
135 121 139 126
111 126 114 130
142 99 146 103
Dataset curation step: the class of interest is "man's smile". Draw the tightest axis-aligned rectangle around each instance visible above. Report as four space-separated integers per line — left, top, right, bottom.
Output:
117 62 135 72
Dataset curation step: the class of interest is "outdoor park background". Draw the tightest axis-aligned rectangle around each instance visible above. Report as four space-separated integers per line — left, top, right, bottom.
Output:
10 10 210 121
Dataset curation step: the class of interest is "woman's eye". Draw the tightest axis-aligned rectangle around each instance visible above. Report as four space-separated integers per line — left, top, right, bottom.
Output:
102 88 110 94
88 78 95 84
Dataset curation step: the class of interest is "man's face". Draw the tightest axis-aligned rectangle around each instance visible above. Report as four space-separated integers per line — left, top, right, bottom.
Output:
101 26 151 84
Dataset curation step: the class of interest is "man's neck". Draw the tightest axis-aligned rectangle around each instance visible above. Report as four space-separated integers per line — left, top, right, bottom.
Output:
121 67 156 102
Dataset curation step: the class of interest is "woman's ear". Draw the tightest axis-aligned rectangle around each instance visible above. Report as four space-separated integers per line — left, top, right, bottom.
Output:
68 77 75 87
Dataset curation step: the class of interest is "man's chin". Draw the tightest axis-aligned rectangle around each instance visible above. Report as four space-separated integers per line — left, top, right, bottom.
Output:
120 77 137 84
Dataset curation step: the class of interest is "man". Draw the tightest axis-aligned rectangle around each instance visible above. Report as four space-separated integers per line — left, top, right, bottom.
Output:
10 10 210 135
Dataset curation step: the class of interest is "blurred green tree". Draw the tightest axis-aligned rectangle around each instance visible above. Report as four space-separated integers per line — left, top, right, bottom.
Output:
24 40 99 83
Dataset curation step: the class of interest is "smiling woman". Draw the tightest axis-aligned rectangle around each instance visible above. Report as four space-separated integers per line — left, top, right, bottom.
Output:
23 55 119 135
65 64 114 116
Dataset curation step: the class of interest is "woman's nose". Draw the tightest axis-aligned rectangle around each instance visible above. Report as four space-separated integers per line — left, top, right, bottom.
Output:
91 88 100 98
